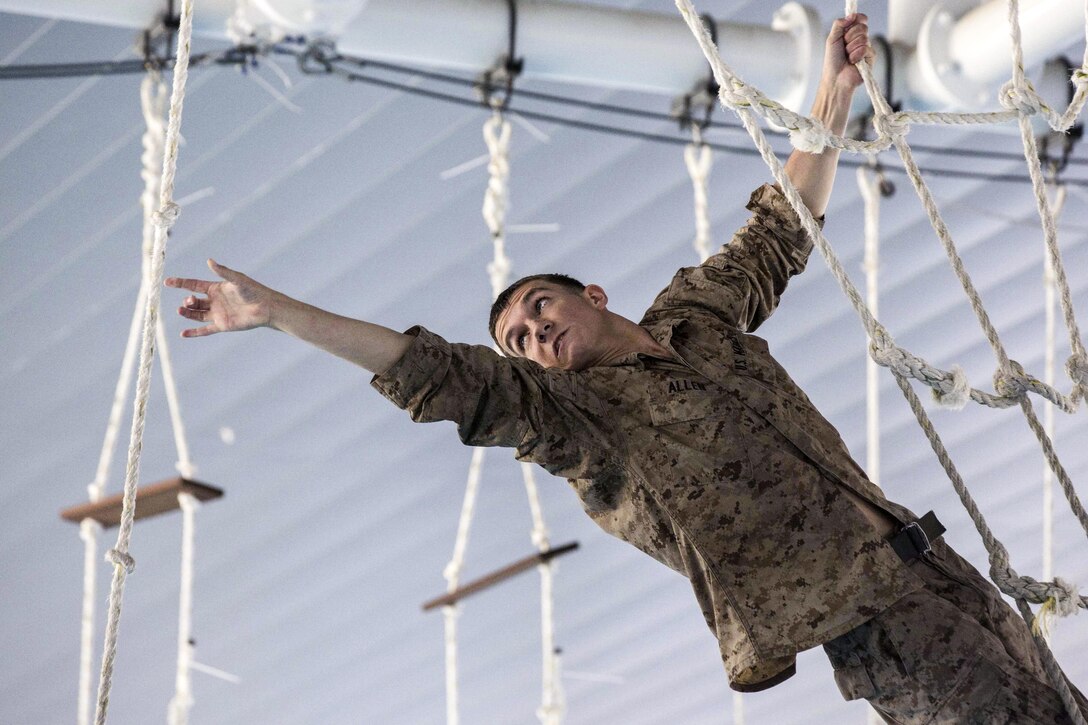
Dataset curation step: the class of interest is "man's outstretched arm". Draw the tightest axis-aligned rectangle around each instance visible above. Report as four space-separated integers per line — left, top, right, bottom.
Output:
784 13 873 217
166 259 411 375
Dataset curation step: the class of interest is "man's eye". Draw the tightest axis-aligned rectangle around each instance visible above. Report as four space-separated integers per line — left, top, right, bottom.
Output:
535 297 548 312
517 333 527 352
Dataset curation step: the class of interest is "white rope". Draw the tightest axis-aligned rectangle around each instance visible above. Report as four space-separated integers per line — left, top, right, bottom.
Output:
1041 182 1067 627
858 165 884 484
77 70 167 725
484 110 513 301
522 462 564 725
156 315 196 479
93 0 195 720
168 493 199 725
77 518 102 725
857 165 886 725
675 1 1087 721
684 129 713 263
441 445 486 725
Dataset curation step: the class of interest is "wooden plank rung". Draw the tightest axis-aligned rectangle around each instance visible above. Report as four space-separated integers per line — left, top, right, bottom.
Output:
421 541 579 611
60 477 223 529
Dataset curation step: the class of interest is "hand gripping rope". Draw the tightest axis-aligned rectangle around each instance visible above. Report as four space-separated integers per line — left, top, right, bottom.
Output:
675 0 1087 721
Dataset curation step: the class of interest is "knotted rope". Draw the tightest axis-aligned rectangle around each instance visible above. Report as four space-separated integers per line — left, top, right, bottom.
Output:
684 127 714 263
676 1 1086 721
443 109 564 725
92 0 196 721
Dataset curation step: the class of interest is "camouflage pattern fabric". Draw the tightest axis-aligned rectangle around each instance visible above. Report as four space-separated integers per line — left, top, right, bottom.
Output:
371 185 1079 701
825 544 1088 723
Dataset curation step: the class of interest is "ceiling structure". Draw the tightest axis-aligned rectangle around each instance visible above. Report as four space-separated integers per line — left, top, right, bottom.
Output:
2 1 1087 723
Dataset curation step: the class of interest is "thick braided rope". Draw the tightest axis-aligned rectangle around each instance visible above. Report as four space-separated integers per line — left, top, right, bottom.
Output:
93 1 195 722
676 0 1088 633
684 136 713 263
167 493 199 725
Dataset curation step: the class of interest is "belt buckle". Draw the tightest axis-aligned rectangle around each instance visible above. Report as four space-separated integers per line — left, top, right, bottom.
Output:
904 520 932 558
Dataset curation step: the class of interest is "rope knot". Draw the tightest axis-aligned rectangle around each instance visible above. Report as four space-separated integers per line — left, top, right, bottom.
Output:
1066 353 1088 386
152 202 181 230
789 121 831 154
106 548 136 574
872 112 909 141
999 80 1044 116
933 364 971 410
716 78 761 110
993 361 1030 400
867 328 902 369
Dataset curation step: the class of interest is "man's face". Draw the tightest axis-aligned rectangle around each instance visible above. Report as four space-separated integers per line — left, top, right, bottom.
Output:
496 281 608 371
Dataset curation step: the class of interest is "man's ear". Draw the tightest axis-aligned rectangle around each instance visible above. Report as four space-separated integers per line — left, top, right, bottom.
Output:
584 284 608 309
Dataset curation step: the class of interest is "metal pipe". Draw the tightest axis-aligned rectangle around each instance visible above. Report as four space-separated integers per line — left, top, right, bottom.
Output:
0 0 819 104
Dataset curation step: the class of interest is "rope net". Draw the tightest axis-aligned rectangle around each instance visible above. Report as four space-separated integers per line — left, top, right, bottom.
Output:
675 0 1086 721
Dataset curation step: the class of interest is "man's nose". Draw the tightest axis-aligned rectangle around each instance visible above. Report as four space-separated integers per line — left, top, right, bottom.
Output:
535 321 552 342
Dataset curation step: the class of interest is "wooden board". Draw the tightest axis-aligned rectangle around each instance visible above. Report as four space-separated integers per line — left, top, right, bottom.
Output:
60 477 223 529
422 541 579 611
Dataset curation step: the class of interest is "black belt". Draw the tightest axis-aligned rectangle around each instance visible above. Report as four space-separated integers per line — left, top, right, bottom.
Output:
888 511 945 563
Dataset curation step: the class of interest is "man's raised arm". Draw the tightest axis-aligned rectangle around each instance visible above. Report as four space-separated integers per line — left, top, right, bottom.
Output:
166 259 411 375
783 13 873 217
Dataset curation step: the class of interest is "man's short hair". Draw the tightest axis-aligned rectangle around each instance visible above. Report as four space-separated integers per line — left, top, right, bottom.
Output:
488 273 585 348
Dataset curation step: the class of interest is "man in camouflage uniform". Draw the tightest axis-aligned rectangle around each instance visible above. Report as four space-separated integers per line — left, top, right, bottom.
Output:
169 13 1086 723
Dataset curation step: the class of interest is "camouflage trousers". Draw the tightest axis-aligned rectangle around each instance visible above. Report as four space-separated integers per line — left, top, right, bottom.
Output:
823 541 1088 724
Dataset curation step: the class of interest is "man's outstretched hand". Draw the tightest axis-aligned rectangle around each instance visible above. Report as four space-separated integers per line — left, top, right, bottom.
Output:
166 259 274 338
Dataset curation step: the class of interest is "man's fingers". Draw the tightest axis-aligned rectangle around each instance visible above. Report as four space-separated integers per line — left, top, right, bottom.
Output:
165 276 212 294
208 258 243 283
178 305 207 321
181 324 219 338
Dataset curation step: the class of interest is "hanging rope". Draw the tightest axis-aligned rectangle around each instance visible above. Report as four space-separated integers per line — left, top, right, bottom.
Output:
684 125 714 263
674 0 1087 721
1041 179 1068 622
76 68 168 725
442 106 565 725
857 164 887 725
92 0 196 720
167 493 199 725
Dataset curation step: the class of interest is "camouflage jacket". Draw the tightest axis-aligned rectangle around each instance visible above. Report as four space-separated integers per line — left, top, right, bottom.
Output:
372 184 925 691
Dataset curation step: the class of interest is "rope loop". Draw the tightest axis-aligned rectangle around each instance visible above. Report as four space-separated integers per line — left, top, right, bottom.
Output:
105 548 136 574
152 201 182 230
999 79 1045 117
